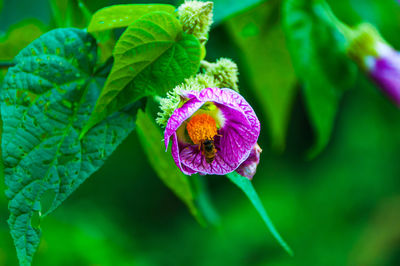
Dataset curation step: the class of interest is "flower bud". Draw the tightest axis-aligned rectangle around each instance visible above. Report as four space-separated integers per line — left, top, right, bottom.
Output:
236 144 262 180
178 1 213 44
201 58 239 92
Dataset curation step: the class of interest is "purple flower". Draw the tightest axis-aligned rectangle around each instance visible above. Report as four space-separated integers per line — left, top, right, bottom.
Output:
365 44 400 106
164 87 261 178
347 23 400 106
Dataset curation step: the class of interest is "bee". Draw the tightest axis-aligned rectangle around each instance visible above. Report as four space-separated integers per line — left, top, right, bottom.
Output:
201 139 217 164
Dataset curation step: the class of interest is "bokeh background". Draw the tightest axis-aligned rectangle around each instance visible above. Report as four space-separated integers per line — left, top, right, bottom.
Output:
1 0 400 265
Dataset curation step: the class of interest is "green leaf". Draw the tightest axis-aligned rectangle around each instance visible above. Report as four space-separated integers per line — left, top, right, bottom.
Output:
82 11 201 137
136 109 207 225
188 174 221 226
283 0 356 157
226 172 293 256
213 0 267 25
88 4 176 32
2 28 139 265
226 2 297 152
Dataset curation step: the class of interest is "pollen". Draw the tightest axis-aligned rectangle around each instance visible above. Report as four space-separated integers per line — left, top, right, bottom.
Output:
186 113 218 145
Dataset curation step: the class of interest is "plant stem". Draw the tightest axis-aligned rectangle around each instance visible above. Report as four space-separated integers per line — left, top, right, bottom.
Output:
320 1 354 41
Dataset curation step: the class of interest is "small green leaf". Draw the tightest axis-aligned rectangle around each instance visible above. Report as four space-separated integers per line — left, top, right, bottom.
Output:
88 4 176 32
283 0 356 157
2 28 139 265
227 2 297 152
82 11 201 136
226 172 293 256
136 109 206 225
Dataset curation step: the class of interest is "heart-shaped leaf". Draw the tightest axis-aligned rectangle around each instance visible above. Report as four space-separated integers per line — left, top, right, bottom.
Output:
82 11 201 136
2 28 139 265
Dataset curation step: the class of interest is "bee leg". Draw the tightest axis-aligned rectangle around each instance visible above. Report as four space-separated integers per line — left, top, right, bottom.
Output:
198 143 205 155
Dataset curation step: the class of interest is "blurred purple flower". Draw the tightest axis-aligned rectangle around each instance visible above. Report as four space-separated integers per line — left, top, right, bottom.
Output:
365 44 400 106
164 87 261 178
347 24 400 106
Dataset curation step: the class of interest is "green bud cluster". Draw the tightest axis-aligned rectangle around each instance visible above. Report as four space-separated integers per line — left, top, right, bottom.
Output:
201 58 239 92
156 74 216 127
178 0 214 44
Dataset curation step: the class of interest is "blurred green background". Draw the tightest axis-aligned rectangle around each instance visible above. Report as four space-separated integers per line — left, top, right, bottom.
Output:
1 0 400 265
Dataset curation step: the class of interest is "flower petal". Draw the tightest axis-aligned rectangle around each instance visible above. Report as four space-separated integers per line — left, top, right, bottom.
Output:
164 97 204 150
183 87 260 136
170 133 197 175
217 104 258 165
180 142 244 175
367 50 400 106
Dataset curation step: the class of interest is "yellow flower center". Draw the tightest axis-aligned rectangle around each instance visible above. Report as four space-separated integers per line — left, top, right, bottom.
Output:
186 113 218 145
